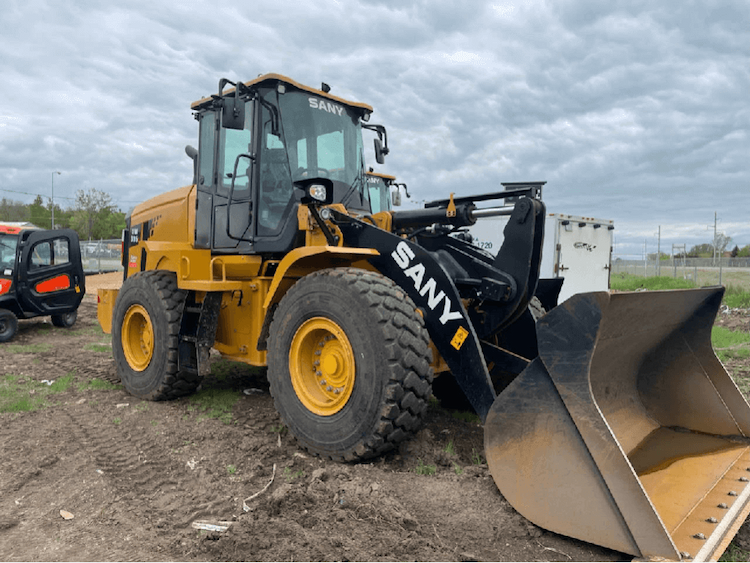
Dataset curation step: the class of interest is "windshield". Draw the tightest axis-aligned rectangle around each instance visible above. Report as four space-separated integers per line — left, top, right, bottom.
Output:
0 233 19 273
276 90 369 211
366 174 391 213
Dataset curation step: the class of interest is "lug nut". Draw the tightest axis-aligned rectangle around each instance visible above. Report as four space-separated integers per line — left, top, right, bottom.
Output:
326 385 333 392
718 503 729 509
706 517 718 523
320 379 326 386
679 552 691 560
693 533 706 540
729 491 738 496
740 477 749 482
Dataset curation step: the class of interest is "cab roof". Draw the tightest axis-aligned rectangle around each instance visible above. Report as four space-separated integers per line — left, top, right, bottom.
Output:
191 73 373 114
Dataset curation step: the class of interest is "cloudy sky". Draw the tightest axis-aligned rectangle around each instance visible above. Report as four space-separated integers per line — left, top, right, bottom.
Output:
1 0 747 258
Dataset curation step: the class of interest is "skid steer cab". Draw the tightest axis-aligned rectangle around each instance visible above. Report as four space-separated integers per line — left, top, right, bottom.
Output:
98 74 750 561
0 224 85 342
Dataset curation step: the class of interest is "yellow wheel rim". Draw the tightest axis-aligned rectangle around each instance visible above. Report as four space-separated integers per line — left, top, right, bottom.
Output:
289 317 356 416
121 304 154 372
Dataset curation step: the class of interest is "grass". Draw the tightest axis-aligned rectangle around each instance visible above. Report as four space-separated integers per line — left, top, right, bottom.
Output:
283 466 304 481
720 543 750 562
78 378 121 391
471 448 485 465
415 459 437 476
188 388 240 424
610 273 750 308
83 343 111 353
713 326 750 363
0 372 75 413
444 440 455 456
3 343 54 355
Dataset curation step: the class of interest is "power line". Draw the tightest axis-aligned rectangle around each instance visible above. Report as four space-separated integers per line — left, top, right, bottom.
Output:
0 187 141 205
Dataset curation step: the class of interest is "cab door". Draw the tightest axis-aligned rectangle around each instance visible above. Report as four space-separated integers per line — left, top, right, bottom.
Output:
17 229 85 315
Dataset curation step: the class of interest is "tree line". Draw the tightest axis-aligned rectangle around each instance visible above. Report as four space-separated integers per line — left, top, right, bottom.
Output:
0 188 125 241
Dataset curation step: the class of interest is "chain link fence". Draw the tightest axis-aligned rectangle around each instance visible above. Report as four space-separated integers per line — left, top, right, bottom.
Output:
612 257 750 289
80 239 122 274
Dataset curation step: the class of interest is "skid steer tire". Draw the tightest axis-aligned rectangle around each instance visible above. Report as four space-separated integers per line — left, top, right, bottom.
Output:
112 270 199 400
267 267 433 462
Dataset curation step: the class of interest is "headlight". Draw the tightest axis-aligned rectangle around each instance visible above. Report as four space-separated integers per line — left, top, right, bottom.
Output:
308 184 327 202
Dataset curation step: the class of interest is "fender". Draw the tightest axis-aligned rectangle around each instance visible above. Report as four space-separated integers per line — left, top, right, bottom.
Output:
257 245 380 352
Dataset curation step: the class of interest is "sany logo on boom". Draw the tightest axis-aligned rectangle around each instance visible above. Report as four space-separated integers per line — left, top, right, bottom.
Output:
391 241 463 326
308 97 345 116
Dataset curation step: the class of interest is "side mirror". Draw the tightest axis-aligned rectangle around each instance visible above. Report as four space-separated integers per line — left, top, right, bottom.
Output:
374 138 386 164
222 95 245 130
185 145 199 186
391 188 402 207
218 78 246 130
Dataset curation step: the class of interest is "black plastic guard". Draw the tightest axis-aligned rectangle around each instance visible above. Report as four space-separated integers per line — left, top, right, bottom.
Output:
335 213 497 420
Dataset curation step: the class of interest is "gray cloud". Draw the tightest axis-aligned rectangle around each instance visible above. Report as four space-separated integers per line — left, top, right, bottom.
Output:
0 0 747 256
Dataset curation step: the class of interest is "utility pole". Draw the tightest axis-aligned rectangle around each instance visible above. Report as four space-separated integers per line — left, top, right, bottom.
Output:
713 211 717 266
51 171 61 229
657 226 661 276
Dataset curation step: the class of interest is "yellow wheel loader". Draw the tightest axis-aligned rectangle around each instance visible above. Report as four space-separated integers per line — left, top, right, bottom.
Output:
97 74 750 561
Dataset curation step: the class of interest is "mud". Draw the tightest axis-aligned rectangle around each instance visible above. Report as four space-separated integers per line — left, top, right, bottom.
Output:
1 275 749 561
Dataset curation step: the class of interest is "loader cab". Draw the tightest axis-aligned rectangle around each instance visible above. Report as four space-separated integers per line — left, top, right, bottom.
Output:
190 74 375 255
366 172 395 213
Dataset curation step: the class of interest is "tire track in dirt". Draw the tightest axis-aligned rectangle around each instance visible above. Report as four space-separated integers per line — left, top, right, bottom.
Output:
63 405 236 531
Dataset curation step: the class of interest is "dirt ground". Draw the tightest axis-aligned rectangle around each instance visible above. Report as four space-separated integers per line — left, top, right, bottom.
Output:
1 274 750 562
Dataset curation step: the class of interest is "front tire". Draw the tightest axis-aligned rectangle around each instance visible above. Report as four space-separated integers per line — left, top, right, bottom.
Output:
267 268 433 461
0 309 18 343
112 270 199 400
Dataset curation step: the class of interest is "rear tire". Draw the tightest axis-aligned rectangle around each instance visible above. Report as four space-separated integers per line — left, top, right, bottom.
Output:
112 270 200 400
267 268 433 461
51 310 77 328
0 309 18 343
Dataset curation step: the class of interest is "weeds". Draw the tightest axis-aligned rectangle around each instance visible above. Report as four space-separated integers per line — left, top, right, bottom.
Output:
188 388 239 424
452 461 463 475
719 543 750 562
113 417 122 425
3 343 53 355
283 466 304 481
84 343 111 353
713 326 750 363
0 372 74 413
444 440 455 456
77 378 120 391
451 410 481 424
471 448 485 465
415 459 437 476
227 464 237 475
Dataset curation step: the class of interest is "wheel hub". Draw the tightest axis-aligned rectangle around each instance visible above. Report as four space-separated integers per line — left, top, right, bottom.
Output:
121 304 154 371
289 317 355 416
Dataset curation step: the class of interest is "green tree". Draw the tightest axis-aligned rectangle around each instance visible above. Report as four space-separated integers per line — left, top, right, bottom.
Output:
28 195 50 229
0 198 29 222
70 188 125 240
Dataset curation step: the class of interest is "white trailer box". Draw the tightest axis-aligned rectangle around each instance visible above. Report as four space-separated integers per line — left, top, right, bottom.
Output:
469 213 614 304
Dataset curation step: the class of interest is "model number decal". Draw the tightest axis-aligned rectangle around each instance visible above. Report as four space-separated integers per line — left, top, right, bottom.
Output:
391 241 463 326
